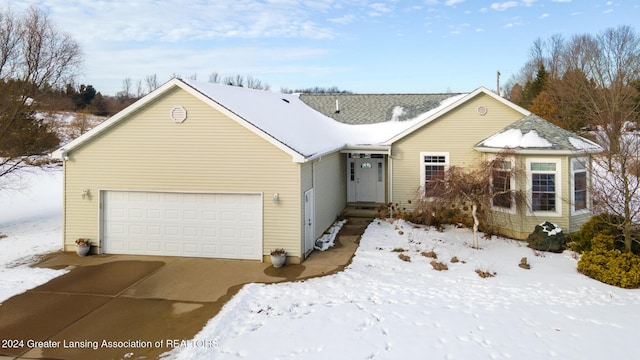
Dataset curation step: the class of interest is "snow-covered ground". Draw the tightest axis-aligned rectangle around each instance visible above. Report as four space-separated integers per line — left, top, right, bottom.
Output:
2 168 640 359
0 167 67 303
167 221 640 359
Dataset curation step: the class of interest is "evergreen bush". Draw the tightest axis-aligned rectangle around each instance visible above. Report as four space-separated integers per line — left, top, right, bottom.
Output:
577 234 640 288
567 213 625 254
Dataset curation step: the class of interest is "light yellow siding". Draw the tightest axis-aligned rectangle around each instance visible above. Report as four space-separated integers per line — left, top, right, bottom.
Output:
63 87 302 258
391 93 524 204
389 93 586 240
493 155 571 239
311 152 346 236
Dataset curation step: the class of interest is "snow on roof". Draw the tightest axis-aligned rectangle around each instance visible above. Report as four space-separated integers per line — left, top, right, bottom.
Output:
182 80 467 158
480 129 553 148
568 136 602 152
476 114 603 154
55 79 598 163
300 93 465 125
183 79 350 158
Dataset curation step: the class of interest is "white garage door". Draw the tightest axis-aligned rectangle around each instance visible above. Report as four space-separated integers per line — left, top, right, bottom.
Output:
102 191 262 260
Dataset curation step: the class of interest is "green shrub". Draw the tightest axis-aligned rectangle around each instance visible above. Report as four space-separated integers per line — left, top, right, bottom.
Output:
568 213 625 254
577 234 640 288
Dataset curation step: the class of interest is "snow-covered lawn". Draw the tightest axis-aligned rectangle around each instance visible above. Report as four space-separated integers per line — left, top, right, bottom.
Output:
0 167 67 303
2 168 640 359
168 222 640 359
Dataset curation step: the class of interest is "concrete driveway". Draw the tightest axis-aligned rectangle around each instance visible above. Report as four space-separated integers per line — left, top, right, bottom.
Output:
0 217 370 360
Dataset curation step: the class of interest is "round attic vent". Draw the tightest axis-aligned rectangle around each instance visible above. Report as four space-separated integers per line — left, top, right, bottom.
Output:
170 106 187 123
477 105 488 116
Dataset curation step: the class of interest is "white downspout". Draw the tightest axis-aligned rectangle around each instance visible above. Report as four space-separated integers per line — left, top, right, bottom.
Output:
388 155 393 203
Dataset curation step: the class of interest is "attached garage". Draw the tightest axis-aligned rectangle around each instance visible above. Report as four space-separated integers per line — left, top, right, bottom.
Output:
102 191 263 260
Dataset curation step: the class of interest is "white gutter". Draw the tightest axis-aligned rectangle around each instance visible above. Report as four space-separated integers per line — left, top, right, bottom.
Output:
474 146 603 155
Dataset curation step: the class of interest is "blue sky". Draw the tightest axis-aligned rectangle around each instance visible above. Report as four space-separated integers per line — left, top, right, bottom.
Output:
2 0 638 95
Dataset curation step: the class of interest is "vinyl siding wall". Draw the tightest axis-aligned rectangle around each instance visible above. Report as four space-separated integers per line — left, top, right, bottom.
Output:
311 152 346 238
390 92 591 240
298 152 346 253
63 87 302 258
568 155 594 233
490 155 571 239
391 93 524 205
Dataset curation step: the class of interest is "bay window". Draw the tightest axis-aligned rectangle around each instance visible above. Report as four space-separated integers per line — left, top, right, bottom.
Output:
527 159 562 216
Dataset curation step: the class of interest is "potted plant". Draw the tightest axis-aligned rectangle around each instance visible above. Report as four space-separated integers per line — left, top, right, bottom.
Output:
75 238 91 256
270 248 286 268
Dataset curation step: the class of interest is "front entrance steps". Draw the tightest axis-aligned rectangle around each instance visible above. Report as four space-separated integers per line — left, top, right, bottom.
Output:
341 203 382 218
303 206 377 271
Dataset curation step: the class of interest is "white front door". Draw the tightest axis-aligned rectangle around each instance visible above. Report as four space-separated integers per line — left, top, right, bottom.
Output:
304 189 314 257
355 158 378 201
347 155 385 203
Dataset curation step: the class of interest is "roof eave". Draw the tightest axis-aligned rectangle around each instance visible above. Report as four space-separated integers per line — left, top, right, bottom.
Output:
51 78 185 159
341 144 391 153
302 145 346 163
52 78 309 164
474 146 603 155
178 80 310 164
383 87 531 145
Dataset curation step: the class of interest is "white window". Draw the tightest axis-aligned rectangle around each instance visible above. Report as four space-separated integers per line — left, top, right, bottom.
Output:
527 158 562 217
491 157 516 213
571 158 589 214
420 152 449 197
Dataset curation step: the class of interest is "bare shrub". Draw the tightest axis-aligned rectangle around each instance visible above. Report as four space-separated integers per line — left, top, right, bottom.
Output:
421 250 438 259
475 269 496 278
398 254 411 262
430 260 448 271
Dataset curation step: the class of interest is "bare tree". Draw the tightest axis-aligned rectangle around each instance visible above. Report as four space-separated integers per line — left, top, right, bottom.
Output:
0 8 20 79
0 6 82 184
413 152 525 249
135 78 144 98
514 26 640 144
144 73 158 93
223 74 244 87
19 7 82 88
208 71 220 83
246 75 270 90
591 132 640 252
118 77 132 99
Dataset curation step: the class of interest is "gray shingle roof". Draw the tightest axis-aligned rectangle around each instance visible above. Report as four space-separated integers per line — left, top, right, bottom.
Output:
476 114 603 153
299 93 463 124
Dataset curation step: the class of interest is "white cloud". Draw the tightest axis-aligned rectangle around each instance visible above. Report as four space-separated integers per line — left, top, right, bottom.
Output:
522 0 537 6
551 0 571 2
445 0 465 6
329 14 357 25
491 2 518 11
80 44 338 94
540 13 550 19
504 16 524 27
369 2 394 16
9 0 341 42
